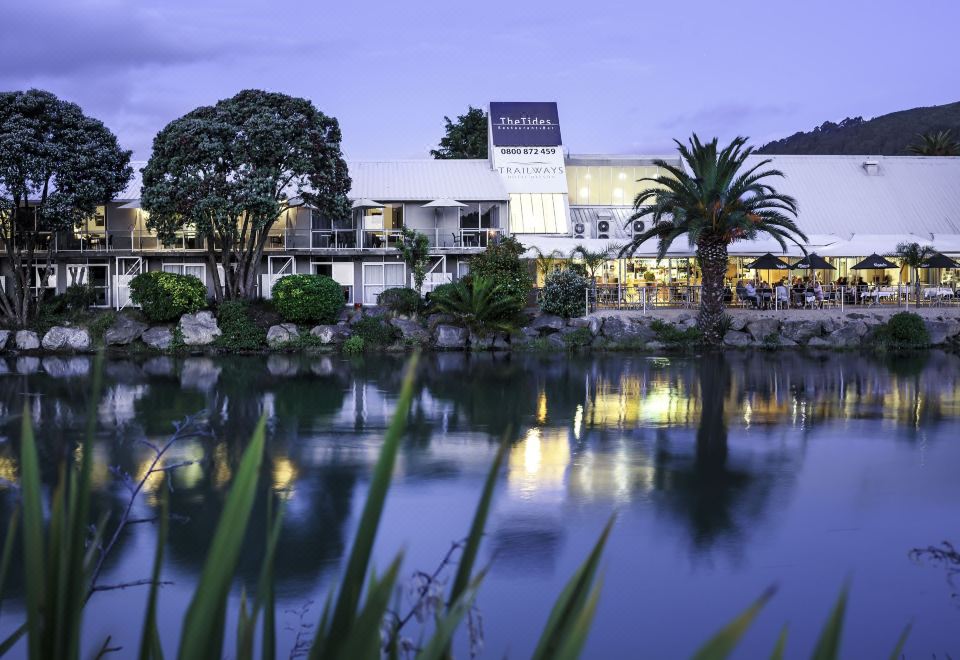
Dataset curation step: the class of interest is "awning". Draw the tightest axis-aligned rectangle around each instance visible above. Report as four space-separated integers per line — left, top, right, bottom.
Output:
421 198 467 208
850 254 898 270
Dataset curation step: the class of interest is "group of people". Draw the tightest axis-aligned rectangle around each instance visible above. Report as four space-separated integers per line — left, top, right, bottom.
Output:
735 277 826 309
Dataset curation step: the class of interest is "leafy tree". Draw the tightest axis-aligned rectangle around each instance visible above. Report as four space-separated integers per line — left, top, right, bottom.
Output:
429 276 518 335
906 130 960 156
569 243 621 281
141 90 351 301
892 241 935 302
0 89 132 325
430 106 488 159
398 228 430 297
625 135 805 345
528 246 565 284
467 235 532 314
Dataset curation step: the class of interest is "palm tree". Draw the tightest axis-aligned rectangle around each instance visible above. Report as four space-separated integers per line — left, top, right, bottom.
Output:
569 243 622 281
623 135 806 345
906 130 960 156
429 276 518 335
528 245 565 284
892 241 935 304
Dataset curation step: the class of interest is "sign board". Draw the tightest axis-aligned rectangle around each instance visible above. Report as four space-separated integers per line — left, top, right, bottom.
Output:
489 102 562 147
491 146 567 193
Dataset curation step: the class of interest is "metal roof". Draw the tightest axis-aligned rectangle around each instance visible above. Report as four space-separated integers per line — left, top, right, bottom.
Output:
346 160 508 202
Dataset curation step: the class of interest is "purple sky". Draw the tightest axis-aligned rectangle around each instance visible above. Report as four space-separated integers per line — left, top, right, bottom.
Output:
6 0 958 160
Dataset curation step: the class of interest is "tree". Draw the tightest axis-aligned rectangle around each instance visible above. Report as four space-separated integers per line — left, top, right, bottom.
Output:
624 135 805 345
399 228 430 297
906 130 960 156
569 243 621 281
528 246 565 284
893 241 935 304
141 90 351 301
467 235 532 313
428 276 518 335
430 106 488 159
0 89 132 326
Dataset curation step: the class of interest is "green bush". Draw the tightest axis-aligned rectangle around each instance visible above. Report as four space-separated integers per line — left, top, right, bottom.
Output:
88 311 116 344
540 270 589 318
342 335 365 355
272 274 344 325
467 236 532 315
377 287 421 315
426 282 458 308
56 284 100 313
129 271 207 322
650 319 702 347
352 315 399 346
429 277 519 335
215 301 266 350
562 326 594 348
876 311 930 348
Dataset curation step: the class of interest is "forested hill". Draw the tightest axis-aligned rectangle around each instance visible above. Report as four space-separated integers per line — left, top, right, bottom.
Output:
758 101 960 154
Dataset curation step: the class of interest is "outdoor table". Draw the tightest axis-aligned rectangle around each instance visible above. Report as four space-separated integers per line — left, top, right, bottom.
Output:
860 287 897 304
923 287 955 298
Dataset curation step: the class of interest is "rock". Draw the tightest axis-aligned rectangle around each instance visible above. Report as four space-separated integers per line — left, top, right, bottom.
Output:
807 336 832 348
310 324 349 345
491 333 510 351
820 317 837 334
0 330 9 350
520 326 540 338
600 316 626 339
781 319 822 344
545 333 567 349
141 326 174 350
266 323 299 348
426 313 454 331
531 314 565 334
567 317 590 328
645 340 667 351
728 315 748 332
390 318 429 344
178 311 221 346
15 330 40 350
104 315 148 346
746 317 781 341
778 337 799 347
42 326 91 351
828 321 867 347
924 320 953 345
587 316 603 336
678 317 698 329
723 330 752 347
469 332 494 350
601 316 656 344
434 324 468 349
675 313 691 323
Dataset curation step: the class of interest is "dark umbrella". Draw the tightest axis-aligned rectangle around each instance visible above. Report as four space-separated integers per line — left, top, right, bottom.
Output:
850 254 897 270
792 253 836 271
919 253 960 269
744 253 790 271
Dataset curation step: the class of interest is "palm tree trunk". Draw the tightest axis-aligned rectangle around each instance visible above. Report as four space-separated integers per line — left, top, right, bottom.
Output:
696 239 729 346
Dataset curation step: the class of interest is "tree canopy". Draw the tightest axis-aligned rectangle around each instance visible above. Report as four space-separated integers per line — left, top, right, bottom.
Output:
141 89 351 300
430 106 488 159
0 89 132 324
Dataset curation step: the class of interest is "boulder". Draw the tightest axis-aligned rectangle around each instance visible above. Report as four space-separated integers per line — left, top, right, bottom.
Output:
600 316 626 339
924 320 953 345
433 324 468 349
746 317 781 341
104 315 148 346
266 323 299 348
828 321 867 348
781 319 822 344
390 318 429 344
807 336 832 348
469 332 494 350
42 326 91 351
567 317 590 329
728 315 748 332
531 314 565 334
779 337 799 347
520 326 540 338
587 316 603 336
820 317 837 334
0 330 9 350
310 324 349 344
491 333 511 351
141 326 174 351
178 311 221 346
545 333 567 349
15 330 40 351
723 330 752 347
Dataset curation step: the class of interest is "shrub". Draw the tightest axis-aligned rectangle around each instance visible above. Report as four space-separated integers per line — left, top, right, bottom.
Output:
59 284 99 313
272 274 344 325
467 236 532 315
650 319 702 347
377 287 421 316
429 277 519 335
426 282 458 308
129 271 206 322
88 311 116 344
342 335 365 355
562 326 594 348
876 311 930 348
215 301 266 350
352 315 399 346
540 270 589 318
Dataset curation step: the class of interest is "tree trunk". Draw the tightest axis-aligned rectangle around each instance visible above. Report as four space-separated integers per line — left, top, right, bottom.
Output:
696 239 729 346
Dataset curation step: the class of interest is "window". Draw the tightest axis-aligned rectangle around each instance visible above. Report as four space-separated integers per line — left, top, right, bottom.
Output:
162 263 206 283
65 264 110 306
362 262 405 304
509 193 568 234
314 261 355 304
31 265 57 299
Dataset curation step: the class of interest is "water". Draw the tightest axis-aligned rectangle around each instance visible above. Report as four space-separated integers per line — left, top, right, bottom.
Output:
0 351 958 658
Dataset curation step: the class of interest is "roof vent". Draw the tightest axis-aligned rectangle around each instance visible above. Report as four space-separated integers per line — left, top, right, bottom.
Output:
862 160 880 175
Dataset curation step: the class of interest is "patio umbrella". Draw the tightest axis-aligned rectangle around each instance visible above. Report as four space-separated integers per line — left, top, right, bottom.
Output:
919 252 960 269
745 253 790 271
850 254 897 270
792 253 835 271
422 199 468 247
351 198 384 209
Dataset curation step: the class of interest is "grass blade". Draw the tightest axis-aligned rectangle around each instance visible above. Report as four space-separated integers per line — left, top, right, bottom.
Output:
260 495 283 660
417 569 488 660
691 586 776 660
339 556 404 660
311 354 419 659
769 624 787 660
0 623 27 656
448 432 510 608
887 622 911 660
551 580 603 660
811 585 848 660
177 415 267 660
19 407 46 660
531 514 615 660
138 485 168 660
0 508 20 616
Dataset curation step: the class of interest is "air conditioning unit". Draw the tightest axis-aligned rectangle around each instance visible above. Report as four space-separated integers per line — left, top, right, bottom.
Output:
632 220 643 234
597 219 610 240
573 222 586 238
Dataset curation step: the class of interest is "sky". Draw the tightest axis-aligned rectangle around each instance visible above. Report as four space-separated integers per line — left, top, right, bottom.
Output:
4 0 959 161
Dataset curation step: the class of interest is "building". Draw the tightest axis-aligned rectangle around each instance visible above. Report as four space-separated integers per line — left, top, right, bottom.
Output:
7 102 960 309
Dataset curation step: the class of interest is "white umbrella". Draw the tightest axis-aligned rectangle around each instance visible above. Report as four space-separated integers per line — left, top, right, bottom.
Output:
351 198 385 209
422 199 467 247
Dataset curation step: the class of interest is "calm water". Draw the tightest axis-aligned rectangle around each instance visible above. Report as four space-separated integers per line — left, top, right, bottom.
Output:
0 351 959 658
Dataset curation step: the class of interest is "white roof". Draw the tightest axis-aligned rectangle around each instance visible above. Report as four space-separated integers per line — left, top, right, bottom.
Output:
346 160 508 202
742 155 960 237
117 161 146 200
818 233 934 257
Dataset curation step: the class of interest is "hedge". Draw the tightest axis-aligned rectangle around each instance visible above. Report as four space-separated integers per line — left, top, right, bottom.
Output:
272 274 344 324
539 269 589 318
129 271 207 322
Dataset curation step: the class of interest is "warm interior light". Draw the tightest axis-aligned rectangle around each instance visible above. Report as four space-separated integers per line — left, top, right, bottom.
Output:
579 187 590 198
613 188 623 198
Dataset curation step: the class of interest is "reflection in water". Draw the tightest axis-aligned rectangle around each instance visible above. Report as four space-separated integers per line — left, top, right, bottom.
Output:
0 351 958 654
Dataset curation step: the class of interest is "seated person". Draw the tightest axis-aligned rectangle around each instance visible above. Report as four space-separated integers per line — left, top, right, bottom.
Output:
813 280 824 307
775 280 789 306
743 281 759 307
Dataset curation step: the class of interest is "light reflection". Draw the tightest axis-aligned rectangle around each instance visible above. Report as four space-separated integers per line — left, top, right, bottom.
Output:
508 427 570 501
272 456 298 497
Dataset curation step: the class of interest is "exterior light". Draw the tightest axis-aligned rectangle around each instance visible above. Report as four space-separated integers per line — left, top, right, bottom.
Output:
579 187 590 198
618 172 627 180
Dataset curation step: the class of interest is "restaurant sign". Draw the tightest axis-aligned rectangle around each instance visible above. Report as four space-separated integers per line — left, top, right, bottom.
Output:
489 102 562 147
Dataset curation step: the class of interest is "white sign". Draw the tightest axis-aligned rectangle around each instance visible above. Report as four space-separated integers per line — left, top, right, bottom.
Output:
491 146 568 194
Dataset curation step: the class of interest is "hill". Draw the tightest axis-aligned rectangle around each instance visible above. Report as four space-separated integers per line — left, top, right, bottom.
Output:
758 101 960 155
